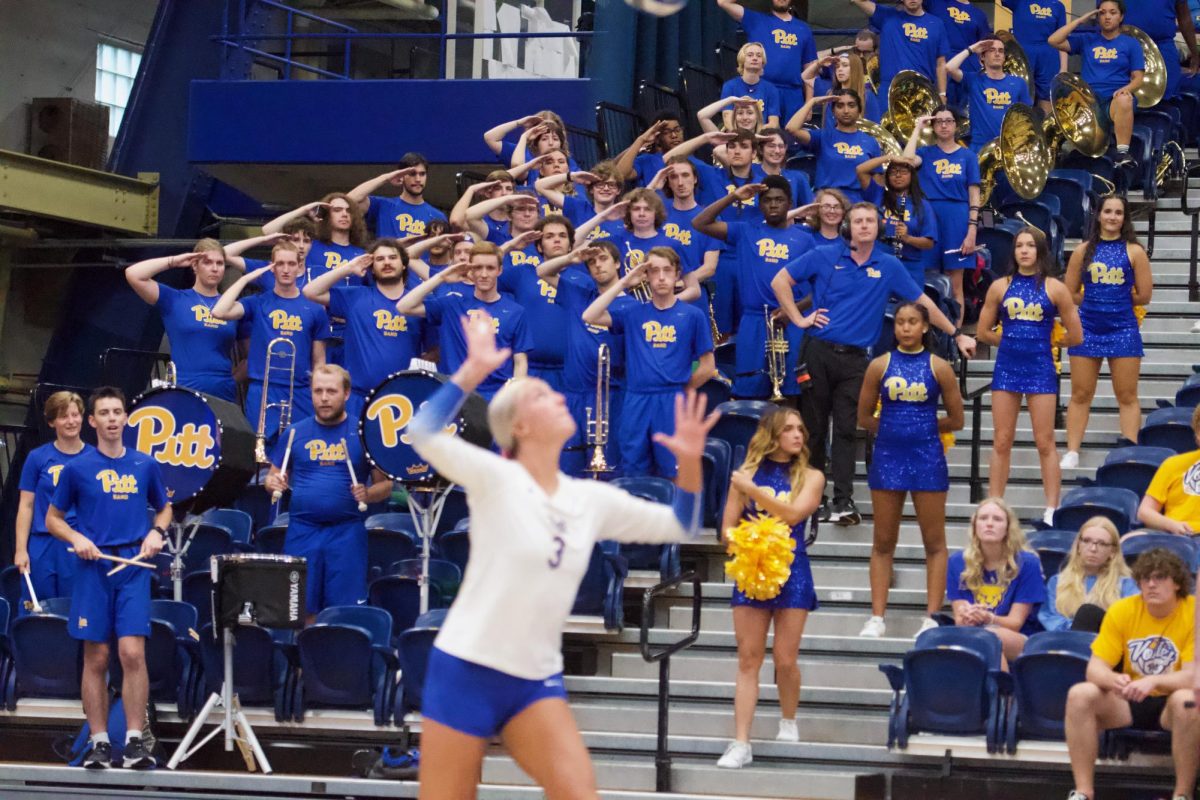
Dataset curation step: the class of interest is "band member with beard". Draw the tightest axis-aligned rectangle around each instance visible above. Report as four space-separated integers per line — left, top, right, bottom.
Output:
350 152 447 239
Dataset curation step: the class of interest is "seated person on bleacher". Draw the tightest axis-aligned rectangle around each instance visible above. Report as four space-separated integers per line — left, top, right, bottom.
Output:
1038 517 1137 633
1137 406 1200 536
1063 548 1200 800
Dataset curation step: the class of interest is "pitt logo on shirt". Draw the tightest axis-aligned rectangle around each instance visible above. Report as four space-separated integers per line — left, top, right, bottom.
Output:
751 485 792 513
1092 46 1119 63
642 320 677 347
884 376 929 402
321 251 351 270
393 214 427 236
97 469 138 499
902 22 929 42
538 279 558 300
48 464 66 486
934 158 964 178
757 239 790 261
664 223 692 246
726 185 758 206
466 308 501 332
268 309 303 333
1003 297 1045 321
772 29 798 47
372 309 409 335
947 5 969 23
867 267 882 278
509 251 541 267
983 88 1013 107
1029 3 1054 18
305 439 348 463
834 142 865 158
191 305 228 329
1087 262 1125 285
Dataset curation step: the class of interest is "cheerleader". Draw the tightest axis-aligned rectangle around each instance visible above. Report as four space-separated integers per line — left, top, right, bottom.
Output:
976 227 1082 524
410 313 716 799
856 303 963 638
1061 196 1152 468
717 408 824 769
907 107 982 324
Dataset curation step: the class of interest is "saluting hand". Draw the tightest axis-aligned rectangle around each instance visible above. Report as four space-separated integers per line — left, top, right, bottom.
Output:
788 202 820 221
346 253 374 277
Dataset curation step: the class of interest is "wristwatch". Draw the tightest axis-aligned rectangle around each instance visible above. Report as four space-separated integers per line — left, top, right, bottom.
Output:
151 525 167 537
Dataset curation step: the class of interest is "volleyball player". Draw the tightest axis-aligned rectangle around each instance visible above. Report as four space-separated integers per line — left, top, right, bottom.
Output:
46 387 171 770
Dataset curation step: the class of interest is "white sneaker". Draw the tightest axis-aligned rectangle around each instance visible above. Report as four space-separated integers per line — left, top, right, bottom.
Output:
1043 507 1057 526
859 616 886 638
1191 320 1200 333
916 617 940 637
1059 450 1079 469
776 718 799 742
716 740 752 768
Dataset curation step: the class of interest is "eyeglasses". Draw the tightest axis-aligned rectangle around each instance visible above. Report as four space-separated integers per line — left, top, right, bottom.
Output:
1079 538 1113 550
933 118 957 126
819 204 843 211
594 181 621 190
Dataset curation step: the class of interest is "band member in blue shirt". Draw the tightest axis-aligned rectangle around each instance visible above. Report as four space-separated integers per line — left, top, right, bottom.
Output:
945 37 1032 152
850 0 952 104
1001 0 1067 110
716 0 818 122
349 153 448 239
46 387 170 770
787 90 881 204
924 0 992 107
720 42 783 128
1122 0 1200 100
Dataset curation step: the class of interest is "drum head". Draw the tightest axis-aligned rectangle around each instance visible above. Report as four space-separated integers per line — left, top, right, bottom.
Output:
125 387 225 503
360 370 491 483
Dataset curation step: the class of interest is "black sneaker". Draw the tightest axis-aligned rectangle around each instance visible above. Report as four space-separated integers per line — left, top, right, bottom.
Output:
122 737 156 769
82 740 112 770
830 499 861 527
1113 154 1135 169
816 498 831 523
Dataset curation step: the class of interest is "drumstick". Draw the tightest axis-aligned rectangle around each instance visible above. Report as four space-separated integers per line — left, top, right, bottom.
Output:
21 569 43 614
67 549 156 569
273 428 296 503
341 437 368 513
106 552 148 577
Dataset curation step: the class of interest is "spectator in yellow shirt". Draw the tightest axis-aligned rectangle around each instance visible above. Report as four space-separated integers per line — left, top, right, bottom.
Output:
1138 406 1200 536
1062 548 1200 800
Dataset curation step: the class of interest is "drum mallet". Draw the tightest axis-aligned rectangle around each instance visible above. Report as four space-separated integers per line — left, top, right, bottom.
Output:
273 428 296 504
341 438 369 513
21 569 44 614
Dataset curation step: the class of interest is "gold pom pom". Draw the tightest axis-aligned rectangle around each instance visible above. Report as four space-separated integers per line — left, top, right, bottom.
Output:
940 431 955 453
1133 305 1147 327
1051 320 1067 374
724 514 795 601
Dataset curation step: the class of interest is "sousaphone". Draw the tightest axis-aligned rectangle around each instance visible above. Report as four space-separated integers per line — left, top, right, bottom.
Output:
977 103 1051 205
1120 25 1166 108
1048 73 1108 158
996 30 1035 101
855 118 902 158
886 69 941 145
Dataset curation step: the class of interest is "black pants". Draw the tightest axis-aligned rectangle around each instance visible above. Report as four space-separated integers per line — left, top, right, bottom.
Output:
798 337 868 504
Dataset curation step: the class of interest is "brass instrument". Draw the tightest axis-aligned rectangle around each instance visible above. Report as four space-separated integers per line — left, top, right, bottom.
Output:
585 344 612 475
885 70 941 145
856 118 902 158
865 53 881 93
977 103 1054 205
622 242 651 303
977 138 1002 207
1120 25 1165 108
254 337 297 464
764 305 788 403
996 30 1035 101
1048 73 1108 158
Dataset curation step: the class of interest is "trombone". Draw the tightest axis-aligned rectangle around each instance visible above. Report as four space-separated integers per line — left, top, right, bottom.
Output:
623 242 651 303
585 344 612 475
764 305 788 403
254 337 297 464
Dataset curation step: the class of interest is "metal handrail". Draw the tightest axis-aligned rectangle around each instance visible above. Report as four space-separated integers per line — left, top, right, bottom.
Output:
1181 163 1200 302
965 380 993 504
639 570 701 794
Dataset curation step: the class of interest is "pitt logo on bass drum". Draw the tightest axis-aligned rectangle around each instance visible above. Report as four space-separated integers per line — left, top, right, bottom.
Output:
366 394 457 449
884 376 929 402
642 320 677 347
393 214 428 236
1003 297 1045 321
268 309 303 333
97 469 138 499
373 309 410 335
834 142 865 158
128 407 216 470
191 305 228 329
664 223 692 246
1087 262 1126 285
902 22 929 42
772 29 798 47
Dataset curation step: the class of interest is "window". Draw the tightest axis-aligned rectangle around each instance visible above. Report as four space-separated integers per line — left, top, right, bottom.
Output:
95 42 142 138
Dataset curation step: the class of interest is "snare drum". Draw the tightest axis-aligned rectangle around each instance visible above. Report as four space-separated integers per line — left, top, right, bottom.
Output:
360 370 491 483
212 553 307 630
124 387 256 512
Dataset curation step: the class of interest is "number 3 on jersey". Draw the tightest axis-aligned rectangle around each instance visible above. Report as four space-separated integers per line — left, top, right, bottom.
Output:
548 535 566 569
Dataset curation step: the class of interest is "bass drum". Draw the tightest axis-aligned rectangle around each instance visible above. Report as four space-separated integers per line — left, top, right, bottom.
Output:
360 370 491 483
123 387 256 513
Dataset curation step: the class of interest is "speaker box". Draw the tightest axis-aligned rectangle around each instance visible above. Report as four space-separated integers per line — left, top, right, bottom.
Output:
28 98 110 169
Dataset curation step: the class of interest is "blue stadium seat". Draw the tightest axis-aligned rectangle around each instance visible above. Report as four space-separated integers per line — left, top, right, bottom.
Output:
596 101 642 162
368 528 420 581
571 543 629 630
366 512 418 536
879 626 1012 753
152 599 202 716
291 620 394 725
976 226 1014 278
1052 486 1140 534
313 605 400 726
0 566 22 622
703 438 733 529
611 477 681 580
1041 176 1091 238
1026 529 1076 577
1139 406 1197 453
433 528 470 573
255 524 287 555
1096 446 1176 499
388 558 462 603
4 613 81 709
697 377 732 415
182 571 214 630
1005 630 1095 753
38 597 72 616
201 508 253 545
198 623 290 722
1174 374 1200 409
785 153 817 186
179 523 236 573
367 575 428 644
1121 532 1199 573
711 400 777 465
272 512 290 527
436 488 470 536
393 611 443 724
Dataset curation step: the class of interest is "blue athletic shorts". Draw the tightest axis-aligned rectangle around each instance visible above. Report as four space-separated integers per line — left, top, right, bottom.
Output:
422 647 568 738
284 518 367 614
20 533 76 617
69 543 152 642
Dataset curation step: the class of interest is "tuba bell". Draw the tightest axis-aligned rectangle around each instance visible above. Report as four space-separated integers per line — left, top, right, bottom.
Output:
1120 25 1165 109
886 70 941 145
856 118 903 158
996 30 1035 102
977 104 1053 205
1048 73 1108 158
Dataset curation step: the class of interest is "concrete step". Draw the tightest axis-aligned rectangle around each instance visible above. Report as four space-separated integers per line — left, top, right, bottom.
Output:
566 675 892 709
666 606 933 639
610 652 895 690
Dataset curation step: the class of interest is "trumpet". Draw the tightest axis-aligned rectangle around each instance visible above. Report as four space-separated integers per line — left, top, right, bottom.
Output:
585 344 612 475
623 242 651 303
764 305 788 403
254 337 297 464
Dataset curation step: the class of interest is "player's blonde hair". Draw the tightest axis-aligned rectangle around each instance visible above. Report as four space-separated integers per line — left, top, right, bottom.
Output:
488 377 539 455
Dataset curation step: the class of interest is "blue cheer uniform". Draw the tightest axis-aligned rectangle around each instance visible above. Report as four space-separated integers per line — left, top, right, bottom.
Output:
366 196 447 239
878 195 938 285
272 415 370 613
1068 239 1144 359
153 286 238 402
947 548 1046 635
611 300 713 477
329 285 425 398
727 221 815 399
730 459 818 611
814 76 883 126
964 71 1033 152
917 143 981 272
804 128 882 203
17 442 92 614
992 273 1058 394
1123 0 1184 99
499 250 570 390
1066 29 1144 120
924 0 992 106
52 448 169 641
241 291 332 443
557 271 634 476
738 9 818 120
870 6 952 105
1002 0 1066 100
424 292 534 400
868 349 949 492
721 75 783 123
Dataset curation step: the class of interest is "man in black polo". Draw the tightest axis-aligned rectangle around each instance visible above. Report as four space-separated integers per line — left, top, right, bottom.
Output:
771 202 975 524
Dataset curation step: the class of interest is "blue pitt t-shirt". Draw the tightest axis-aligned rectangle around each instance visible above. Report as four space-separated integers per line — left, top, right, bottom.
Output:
1123 0 1181 40
946 549 1047 635
561 195 626 243
329 285 425 395
721 75 783 122
271 415 369 526
784 243 923 349
917 144 982 202
1003 0 1066 46
739 9 817 89
870 6 951 91
307 241 366 288
750 164 814 208
924 0 991 59
610 300 714 393
154 286 237 388
727 220 816 311
663 205 720 275
52 448 169 547
240 291 332 386
964 72 1032 147
1067 30 1145 98
557 271 636 394
424 292 534 397
19 442 94 535
366 196 447 239
806 128 881 199
498 257 569 369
